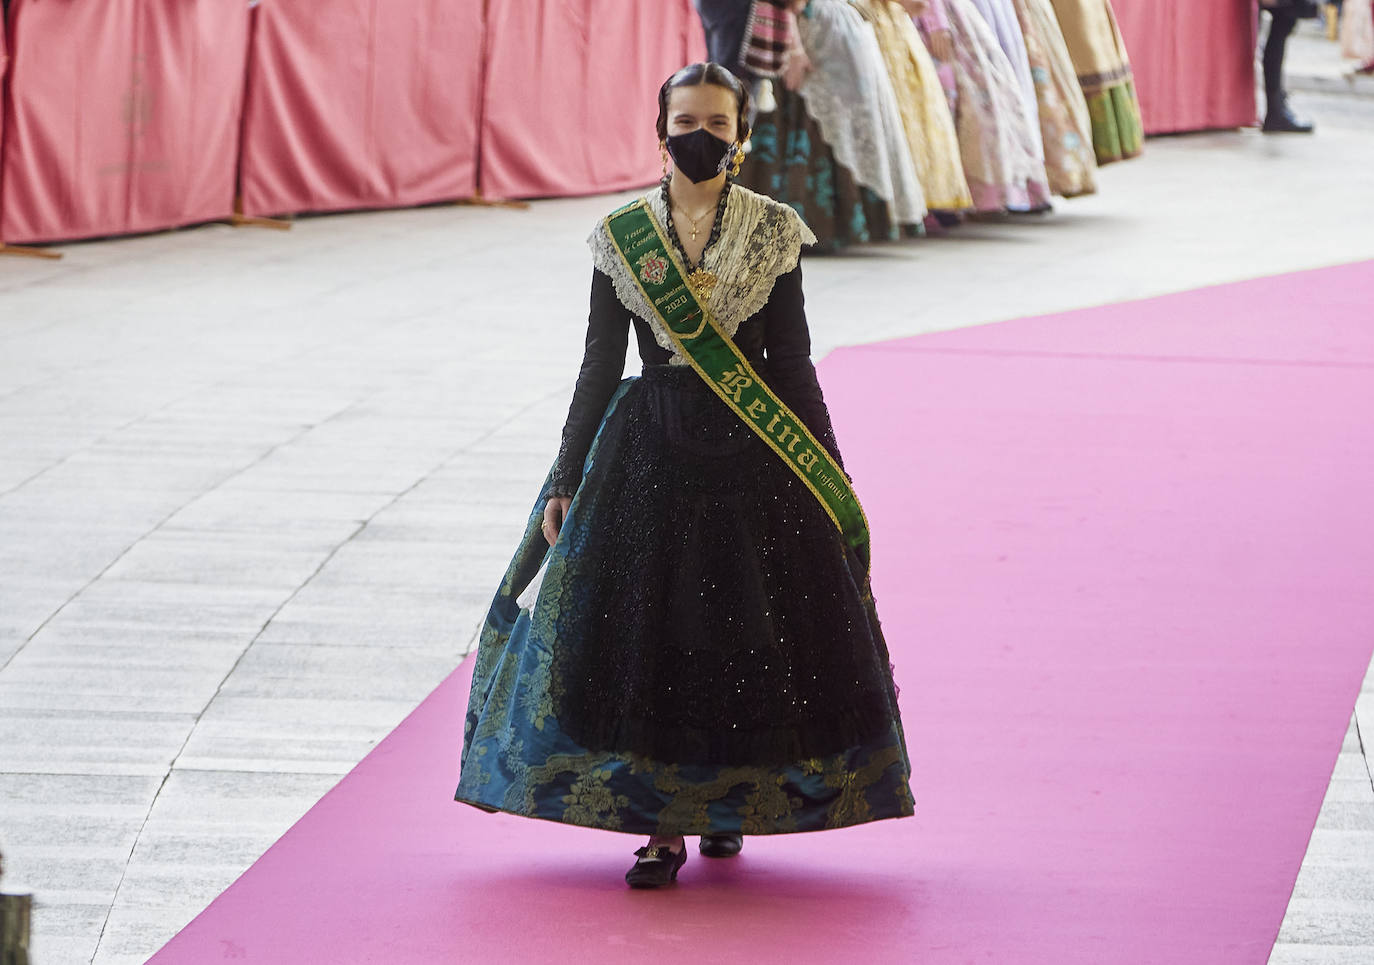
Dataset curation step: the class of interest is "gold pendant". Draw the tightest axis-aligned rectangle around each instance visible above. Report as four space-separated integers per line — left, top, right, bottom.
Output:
686 268 718 300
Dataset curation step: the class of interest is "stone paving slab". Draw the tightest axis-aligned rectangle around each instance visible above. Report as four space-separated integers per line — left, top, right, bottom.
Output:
1276 900 1374 945
251 602 486 650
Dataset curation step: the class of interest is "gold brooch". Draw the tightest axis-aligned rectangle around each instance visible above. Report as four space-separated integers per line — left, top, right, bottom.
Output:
686 268 718 300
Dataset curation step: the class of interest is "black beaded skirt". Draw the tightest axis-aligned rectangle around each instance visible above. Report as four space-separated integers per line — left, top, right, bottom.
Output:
548 365 902 768
456 367 913 834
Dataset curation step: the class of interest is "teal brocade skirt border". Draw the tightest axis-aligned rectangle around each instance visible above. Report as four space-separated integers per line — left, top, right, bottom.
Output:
454 379 915 836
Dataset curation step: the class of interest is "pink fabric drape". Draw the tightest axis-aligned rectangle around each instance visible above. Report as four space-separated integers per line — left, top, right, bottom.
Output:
1113 0 1256 135
238 0 485 218
1 10 8 237
477 0 707 199
0 0 1258 243
0 0 249 244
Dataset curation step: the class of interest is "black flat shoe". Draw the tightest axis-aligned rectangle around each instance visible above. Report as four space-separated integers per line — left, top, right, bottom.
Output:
625 845 687 889
699 833 743 858
1262 101 1314 134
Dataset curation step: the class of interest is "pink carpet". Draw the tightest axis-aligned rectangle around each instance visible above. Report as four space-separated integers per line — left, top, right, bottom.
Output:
150 261 1374 964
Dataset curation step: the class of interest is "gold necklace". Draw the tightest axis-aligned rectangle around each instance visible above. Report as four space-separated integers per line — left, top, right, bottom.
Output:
673 202 715 242
666 189 722 299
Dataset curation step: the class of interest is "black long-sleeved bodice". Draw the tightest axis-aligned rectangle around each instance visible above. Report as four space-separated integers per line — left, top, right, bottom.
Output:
548 263 844 496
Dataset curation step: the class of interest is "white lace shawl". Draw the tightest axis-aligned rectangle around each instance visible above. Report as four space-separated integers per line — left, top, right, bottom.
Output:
796 0 926 224
587 185 818 364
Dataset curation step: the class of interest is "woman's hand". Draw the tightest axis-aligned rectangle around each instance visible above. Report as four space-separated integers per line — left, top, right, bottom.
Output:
783 44 812 92
542 496 572 547
927 28 954 64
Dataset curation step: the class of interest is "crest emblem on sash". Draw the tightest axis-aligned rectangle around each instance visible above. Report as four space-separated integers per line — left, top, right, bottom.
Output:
636 250 669 286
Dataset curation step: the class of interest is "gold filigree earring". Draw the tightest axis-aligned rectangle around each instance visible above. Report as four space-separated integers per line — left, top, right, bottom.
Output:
729 142 745 178
661 143 670 179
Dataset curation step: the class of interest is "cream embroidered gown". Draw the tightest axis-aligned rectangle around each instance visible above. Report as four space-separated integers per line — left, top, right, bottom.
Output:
856 0 973 211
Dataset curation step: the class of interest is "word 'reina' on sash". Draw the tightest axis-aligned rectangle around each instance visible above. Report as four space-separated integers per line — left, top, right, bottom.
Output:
603 199 872 575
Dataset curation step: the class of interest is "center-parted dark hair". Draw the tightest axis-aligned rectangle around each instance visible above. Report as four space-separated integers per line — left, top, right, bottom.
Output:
655 62 752 145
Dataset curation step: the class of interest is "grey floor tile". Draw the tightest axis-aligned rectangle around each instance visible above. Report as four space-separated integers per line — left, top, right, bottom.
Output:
99 538 327 590
1275 900 1374 945
27 933 102 965
1316 800 1374 832
25 624 252 653
30 901 110 940
143 769 340 828
1270 945 1374 965
0 712 194 770
1292 865 1374 903
218 643 457 702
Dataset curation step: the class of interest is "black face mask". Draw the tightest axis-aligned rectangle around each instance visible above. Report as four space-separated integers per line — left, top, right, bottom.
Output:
665 128 735 183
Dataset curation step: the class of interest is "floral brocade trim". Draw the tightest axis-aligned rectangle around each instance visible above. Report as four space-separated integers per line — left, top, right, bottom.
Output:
462 734 913 837
460 620 913 837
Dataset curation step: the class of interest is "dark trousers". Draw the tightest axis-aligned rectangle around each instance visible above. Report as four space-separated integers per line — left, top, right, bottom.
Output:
1262 6 1299 109
694 0 753 78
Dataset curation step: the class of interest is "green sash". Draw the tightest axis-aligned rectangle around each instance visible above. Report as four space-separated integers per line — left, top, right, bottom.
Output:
604 199 871 571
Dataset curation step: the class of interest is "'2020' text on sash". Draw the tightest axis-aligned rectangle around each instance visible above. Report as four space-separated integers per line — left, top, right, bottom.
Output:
604 199 871 573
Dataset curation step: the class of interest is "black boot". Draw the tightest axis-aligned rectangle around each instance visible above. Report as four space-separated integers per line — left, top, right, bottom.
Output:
1263 95 1314 133
1260 8 1311 133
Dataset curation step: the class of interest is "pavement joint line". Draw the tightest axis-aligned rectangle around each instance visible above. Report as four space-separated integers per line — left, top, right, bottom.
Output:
0 412 342 678
1356 702 1374 797
0 253 439 416
91 523 377 959
86 382 566 963
0 298 445 500
0 399 216 500
55 410 357 957
0 350 291 499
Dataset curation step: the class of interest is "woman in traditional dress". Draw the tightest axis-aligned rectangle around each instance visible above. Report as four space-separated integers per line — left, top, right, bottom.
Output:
919 0 1050 211
968 0 1048 204
1010 0 1097 197
455 63 913 889
1046 0 1143 161
736 0 926 250
856 0 973 213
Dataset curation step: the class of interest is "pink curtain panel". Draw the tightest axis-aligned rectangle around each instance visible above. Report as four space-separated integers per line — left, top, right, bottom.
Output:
477 0 707 199
0 0 249 244
238 0 486 219
1113 0 1257 134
